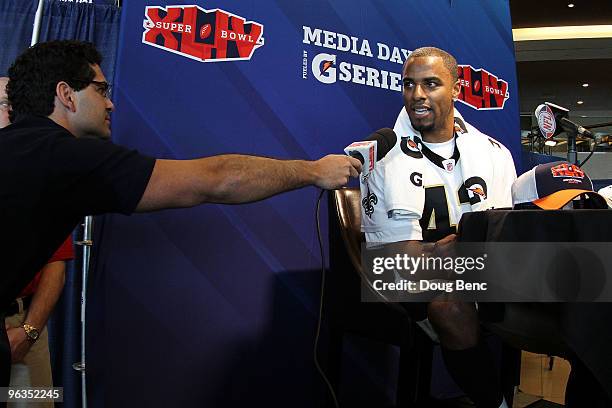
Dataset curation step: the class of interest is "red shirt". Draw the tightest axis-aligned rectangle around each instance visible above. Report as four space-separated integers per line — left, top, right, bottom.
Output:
18 236 75 297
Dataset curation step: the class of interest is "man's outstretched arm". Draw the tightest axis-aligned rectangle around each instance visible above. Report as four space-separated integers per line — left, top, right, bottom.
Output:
136 154 362 212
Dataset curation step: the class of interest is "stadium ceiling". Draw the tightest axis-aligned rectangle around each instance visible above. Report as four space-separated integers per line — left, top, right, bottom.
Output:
510 0 612 121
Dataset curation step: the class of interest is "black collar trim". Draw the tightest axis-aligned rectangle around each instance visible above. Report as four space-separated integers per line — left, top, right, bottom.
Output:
414 133 460 170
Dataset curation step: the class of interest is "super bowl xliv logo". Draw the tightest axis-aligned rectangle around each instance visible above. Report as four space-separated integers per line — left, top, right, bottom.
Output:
457 65 509 110
142 4 264 62
551 163 585 179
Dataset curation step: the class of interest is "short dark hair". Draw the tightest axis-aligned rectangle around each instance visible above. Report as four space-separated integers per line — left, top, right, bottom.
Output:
7 40 102 122
404 47 458 82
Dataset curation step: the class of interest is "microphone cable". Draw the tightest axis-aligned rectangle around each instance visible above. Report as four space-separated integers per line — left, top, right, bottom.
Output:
313 188 340 408
578 136 597 167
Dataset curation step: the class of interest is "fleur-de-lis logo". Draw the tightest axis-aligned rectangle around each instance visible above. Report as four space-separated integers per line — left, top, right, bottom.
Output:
362 186 378 218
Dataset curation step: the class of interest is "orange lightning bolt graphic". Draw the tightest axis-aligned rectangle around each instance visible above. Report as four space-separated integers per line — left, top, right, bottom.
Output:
321 60 334 73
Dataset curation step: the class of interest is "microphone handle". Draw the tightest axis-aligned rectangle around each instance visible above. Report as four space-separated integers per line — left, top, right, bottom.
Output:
560 117 594 139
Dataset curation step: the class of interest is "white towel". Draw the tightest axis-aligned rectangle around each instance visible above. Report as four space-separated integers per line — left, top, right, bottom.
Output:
392 107 516 212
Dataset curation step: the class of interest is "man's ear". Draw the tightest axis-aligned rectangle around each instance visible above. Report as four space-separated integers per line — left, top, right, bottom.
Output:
452 79 460 101
56 81 76 112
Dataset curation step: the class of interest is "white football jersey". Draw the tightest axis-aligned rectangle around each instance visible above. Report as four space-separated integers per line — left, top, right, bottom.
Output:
362 136 472 244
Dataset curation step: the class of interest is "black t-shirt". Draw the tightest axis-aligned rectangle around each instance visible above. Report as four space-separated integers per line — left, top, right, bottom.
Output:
0 115 156 311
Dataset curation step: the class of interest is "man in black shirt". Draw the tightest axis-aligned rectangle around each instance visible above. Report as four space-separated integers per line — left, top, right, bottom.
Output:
0 40 362 386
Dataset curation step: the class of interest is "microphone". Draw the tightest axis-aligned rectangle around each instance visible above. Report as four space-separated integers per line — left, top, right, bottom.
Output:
535 102 602 140
535 102 610 165
559 117 595 139
369 128 398 160
344 128 397 181
344 141 376 180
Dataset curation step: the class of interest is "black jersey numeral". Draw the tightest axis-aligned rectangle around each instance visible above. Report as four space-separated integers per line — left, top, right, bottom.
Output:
420 185 472 242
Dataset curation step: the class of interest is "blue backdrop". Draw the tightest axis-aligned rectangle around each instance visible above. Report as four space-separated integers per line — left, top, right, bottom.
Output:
89 1 520 406
0 0 37 76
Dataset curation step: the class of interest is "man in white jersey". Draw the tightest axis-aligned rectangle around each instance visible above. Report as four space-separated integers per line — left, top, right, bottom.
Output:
362 47 516 408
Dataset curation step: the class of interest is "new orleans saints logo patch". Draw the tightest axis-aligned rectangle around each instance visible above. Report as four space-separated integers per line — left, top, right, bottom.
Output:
362 186 378 218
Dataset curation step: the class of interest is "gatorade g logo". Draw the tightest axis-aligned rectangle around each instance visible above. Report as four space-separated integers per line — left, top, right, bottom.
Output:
142 4 265 62
457 65 509 110
312 53 337 84
551 163 585 179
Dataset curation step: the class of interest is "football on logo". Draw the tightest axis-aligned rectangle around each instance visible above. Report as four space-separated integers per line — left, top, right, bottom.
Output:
200 24 211 40
536 105 556 139
142 5 265 63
